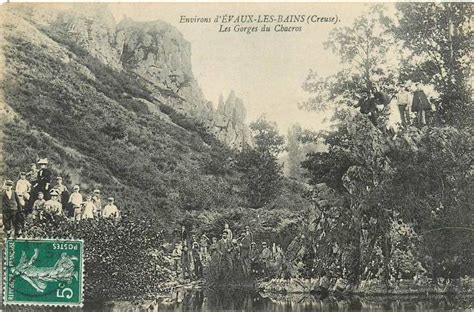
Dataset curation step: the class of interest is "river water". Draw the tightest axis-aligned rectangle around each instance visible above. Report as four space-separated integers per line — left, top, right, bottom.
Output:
91 288 472 311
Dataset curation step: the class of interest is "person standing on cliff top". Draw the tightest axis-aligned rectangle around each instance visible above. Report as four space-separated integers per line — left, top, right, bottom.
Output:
396 83 412 127
411 82 431 126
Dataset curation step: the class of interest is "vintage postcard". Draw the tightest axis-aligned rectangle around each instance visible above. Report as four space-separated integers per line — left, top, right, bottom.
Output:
0 2 472 311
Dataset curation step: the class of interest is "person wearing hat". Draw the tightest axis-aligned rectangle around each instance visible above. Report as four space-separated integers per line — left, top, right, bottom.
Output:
68 185 83 221
44 189 63 216
92 189 102 218
259 242 272 276
53 176 69 209
2 180 24 237
102 197 120 220
34 158 52 201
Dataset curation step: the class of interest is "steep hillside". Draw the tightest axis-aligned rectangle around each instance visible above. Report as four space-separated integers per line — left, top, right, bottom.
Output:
7 4 250 149
0 7 247 226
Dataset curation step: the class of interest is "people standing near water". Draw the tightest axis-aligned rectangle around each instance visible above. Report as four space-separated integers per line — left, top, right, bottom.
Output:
209 237 218 258
181 245 192 280
249 242 259 275
260 242 272 276
192 242 203 278
171 243 182 277
199 234 210 258
240 226 253 276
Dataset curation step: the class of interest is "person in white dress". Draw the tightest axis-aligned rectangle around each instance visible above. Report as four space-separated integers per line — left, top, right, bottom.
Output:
81 195 96 219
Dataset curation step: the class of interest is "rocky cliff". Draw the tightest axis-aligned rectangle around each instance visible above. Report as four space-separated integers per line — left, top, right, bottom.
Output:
7 4 250 148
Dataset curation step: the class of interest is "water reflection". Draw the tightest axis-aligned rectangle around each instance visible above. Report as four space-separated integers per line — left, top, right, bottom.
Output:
95 288 472 312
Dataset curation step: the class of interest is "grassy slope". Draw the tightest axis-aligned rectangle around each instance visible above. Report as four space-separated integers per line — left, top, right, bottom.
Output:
1 11 311 239
1 12 243 227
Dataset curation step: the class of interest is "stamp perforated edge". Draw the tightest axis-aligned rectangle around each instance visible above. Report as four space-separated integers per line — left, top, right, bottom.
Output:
2 236 85 307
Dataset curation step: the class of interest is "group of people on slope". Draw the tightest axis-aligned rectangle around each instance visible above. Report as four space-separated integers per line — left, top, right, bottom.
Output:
355 82 434 130
1 158 120 237
170 224 305 281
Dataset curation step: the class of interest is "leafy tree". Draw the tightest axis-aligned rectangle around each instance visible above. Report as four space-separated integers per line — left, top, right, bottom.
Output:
236 116 285 208
300 5 397 113
394 2 473 127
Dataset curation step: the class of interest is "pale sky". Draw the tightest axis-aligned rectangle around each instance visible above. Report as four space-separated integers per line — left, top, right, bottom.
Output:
106 3 384 133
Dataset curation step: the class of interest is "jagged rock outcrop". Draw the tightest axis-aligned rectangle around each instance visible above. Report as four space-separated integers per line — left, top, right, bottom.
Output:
212 91 251 148
6 4 249 147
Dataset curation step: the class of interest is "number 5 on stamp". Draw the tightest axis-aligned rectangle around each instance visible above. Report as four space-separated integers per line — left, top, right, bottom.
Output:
3 239 84 307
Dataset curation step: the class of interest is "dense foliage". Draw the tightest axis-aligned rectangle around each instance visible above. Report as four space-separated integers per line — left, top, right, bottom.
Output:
236 117 285 208
24 215 171 301
395 2 473 127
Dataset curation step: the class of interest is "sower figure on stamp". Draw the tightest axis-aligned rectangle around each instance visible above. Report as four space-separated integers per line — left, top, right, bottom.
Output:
2 180 24 237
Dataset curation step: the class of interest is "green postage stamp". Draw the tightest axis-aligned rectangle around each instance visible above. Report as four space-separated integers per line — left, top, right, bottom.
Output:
3 238 84 307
